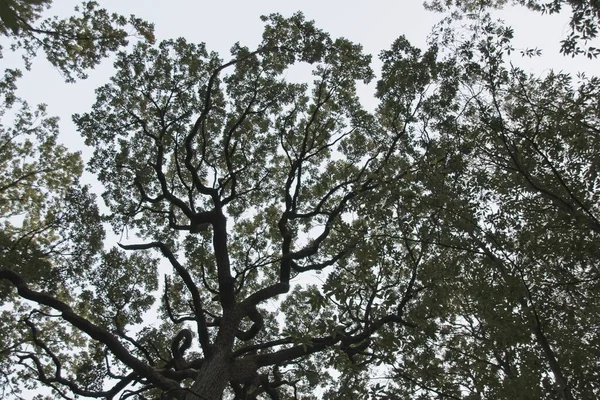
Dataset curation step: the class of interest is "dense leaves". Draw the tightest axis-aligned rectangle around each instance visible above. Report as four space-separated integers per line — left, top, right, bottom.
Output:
0 3 598 400
0 1 155 398
0 0 50 35
364 19 600 399
1 0 155 81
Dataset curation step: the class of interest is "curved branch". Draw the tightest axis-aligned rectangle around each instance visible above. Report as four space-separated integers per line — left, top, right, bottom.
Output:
0 270 179 393
118 241 211 356
235 307 264 341
171 329 193 371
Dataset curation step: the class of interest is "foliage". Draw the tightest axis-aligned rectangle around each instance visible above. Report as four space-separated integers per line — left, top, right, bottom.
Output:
0 3 598 400
0 64 103 296
424 0 600 57
0 0 51 35
367 17 600 399
0 1 154 398
0 0 155 81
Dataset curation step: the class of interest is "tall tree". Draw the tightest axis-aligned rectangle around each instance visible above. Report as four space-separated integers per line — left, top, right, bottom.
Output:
366 18 600 399
1 6 598 400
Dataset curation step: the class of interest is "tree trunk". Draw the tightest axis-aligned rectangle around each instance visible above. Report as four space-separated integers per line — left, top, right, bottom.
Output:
185 350 231 400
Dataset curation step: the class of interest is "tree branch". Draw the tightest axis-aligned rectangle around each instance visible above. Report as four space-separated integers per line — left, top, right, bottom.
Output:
117 242 211 356
0 270 179 392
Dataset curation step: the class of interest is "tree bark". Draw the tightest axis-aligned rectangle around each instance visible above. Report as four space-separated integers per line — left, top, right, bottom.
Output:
185 349 232 400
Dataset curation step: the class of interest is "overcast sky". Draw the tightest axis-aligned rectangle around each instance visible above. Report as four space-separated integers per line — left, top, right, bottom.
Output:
2 0 597 160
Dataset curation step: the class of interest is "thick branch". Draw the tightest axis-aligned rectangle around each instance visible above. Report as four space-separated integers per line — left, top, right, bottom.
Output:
212 214 236 310
0 270 179 392
24 317 139 399
235 307 264 341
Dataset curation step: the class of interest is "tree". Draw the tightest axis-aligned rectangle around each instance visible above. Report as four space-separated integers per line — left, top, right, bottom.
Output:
0 0 51 35
365 19 600 399
424 0 600 58
1 6 598 400
0 0 154 81
0 1 154 397
0 0 155 290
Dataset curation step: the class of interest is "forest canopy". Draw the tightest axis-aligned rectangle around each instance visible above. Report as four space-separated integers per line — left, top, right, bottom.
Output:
0 1 599 400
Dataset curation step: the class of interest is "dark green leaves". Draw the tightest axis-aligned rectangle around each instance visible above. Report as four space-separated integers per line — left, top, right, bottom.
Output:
4 1 155 81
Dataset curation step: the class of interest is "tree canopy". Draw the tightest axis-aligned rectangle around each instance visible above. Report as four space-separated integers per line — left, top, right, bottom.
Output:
0 2 598 400
425 0 600 57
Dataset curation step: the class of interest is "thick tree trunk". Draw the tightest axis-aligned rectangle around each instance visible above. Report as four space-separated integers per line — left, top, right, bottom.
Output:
185 350 231 400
